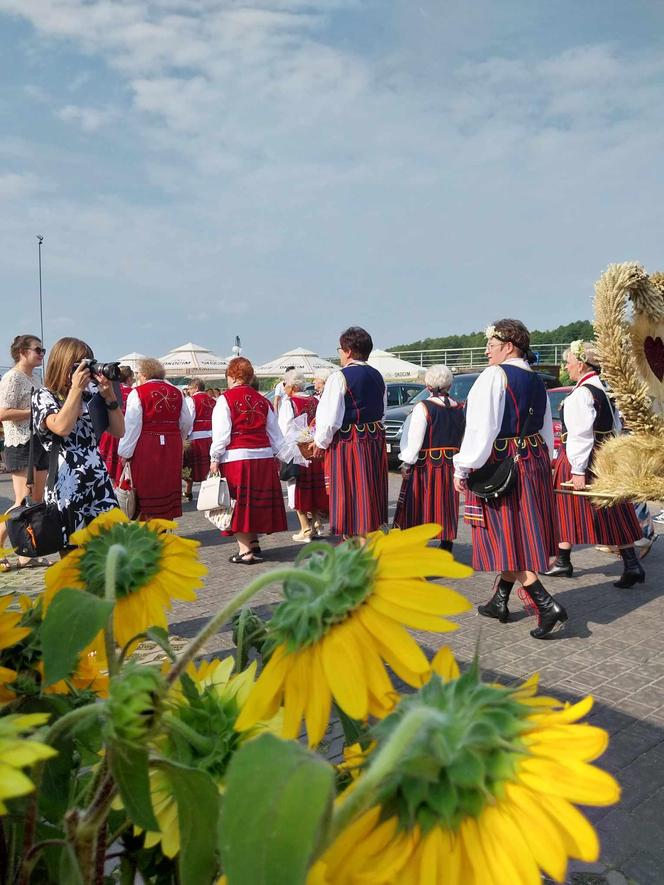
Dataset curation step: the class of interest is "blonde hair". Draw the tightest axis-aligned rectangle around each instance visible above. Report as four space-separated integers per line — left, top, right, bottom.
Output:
137 358 166 380
565 341 601 370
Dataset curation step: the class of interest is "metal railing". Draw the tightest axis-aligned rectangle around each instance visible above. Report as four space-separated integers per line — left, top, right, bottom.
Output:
388 343 569 369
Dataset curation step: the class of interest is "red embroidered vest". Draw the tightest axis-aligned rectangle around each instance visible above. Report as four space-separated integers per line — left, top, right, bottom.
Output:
290 394 317 424
136 381 183 434
191 392 215 433
222 386 270 449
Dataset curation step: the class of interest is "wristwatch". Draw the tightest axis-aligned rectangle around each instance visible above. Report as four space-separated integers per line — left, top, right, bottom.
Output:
105 400 119 411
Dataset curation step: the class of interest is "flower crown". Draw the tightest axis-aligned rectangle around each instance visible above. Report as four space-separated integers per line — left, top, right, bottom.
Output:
569 340 587 361
484 324 506 342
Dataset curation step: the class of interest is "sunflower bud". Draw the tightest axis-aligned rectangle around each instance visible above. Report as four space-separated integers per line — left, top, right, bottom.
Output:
104 664 165 746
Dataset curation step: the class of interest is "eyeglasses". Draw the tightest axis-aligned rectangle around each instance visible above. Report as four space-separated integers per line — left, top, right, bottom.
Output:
29 347 46 356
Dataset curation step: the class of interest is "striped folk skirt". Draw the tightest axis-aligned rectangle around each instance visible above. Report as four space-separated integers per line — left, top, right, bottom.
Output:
326 423 388 536
552 447 642 546
221 457 287 535
183 437 212 483
464 435 558 572
295 459 329 514
131 430 184 520
393 454 459 540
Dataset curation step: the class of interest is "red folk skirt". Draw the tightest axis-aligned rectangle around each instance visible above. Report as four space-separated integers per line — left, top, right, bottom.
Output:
131 430 183 520
393 450 459 540
221 457 287 535
183 437 212 483
98 433 122 485
463 434 558 572
326 423 388 536
552 447 642 546
295 459 329 514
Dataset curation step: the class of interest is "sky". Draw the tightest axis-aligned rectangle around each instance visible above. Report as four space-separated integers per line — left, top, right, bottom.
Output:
2 0 664 365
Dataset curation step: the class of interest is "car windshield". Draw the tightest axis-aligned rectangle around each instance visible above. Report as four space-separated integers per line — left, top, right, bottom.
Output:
548 388 571 415
408 374 480 404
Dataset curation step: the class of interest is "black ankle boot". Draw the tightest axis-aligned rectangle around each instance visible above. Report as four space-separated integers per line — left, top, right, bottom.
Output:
478 578 513 623
541 547 573 578
440 539 453 553
614 547 646 589
521 580 568 639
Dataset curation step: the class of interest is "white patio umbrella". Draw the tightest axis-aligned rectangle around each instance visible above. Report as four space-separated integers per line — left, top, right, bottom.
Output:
117 352 146 372
159 342 229 379
254 347 337 379
368 349 427 381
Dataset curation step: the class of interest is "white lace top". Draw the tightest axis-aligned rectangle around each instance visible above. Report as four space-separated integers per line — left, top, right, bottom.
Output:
0 368 42 446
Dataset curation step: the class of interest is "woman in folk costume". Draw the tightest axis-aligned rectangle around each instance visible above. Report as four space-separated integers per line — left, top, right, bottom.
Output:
313 367 332 399
98 365 134 484
312 326 388 538
278 369 329 543
182 379 217 501
210 357 288 564
543 341 645 588
118 358 193 520
453 319 566 639
394 365 465 552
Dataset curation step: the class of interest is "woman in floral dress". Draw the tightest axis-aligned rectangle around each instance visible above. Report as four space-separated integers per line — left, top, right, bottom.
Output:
32 337 124 545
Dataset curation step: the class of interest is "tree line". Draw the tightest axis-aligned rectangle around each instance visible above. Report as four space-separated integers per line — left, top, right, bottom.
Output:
389 320 594 352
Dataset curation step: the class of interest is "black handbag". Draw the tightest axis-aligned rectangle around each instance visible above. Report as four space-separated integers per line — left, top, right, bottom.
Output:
6 399 67 557
466 385 537 501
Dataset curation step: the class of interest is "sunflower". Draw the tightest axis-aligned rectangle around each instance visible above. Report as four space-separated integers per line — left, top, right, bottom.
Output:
0 595 32 703
0 713 57 814
310 662 620 885
39 651 109 698
44 509 206 648
236 524 472 747
134 657 282 858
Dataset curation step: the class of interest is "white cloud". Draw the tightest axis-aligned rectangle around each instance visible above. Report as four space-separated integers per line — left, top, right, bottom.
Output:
56 104 119 131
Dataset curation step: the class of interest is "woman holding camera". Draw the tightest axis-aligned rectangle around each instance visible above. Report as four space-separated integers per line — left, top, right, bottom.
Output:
32 337 123 540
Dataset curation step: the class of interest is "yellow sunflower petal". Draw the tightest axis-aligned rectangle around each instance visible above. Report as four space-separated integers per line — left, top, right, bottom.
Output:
518 757 620 806
430 645 460 681
523 724 609 763
503 783 568 882
483 804 542 885
282 648 310 739
0 764 36 801
235 645 292 732
537 794 600 863
367 524 443 555
304 645 333 747
459 816 495 885
320 621 368 720
374 577 472 616
367 594 459 632
375 547 473 580
69 508 128 545
528 695 594 725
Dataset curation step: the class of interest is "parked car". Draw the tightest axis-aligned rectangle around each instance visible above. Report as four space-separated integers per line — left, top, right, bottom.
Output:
385 382 426 407
384 371 562 467
547 386 573 457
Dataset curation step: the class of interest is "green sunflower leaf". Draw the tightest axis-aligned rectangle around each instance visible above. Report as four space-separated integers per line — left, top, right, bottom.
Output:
220 733 334 885
157 759 220 885
41 588 114 686
108 739 159 832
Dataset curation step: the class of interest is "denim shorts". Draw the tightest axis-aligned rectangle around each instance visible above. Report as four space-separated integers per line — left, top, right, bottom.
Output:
3 439 49 472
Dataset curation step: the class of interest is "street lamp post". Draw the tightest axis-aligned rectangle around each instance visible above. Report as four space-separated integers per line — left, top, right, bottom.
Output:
36 235 45 346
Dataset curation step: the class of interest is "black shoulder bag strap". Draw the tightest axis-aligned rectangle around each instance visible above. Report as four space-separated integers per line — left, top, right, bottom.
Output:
27 387 61 497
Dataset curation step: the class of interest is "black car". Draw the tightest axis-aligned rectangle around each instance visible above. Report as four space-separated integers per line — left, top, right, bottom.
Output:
385 382 426 407
384 370 559 467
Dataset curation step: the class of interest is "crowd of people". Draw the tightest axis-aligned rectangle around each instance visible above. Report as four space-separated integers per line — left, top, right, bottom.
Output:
0 321 656 641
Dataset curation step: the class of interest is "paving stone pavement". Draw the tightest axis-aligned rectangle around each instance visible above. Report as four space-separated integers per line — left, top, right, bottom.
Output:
2 473 663 883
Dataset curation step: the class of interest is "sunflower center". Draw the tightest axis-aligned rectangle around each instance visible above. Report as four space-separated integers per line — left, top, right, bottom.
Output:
370 671 529 833
268 543 378 650
78 522 163 599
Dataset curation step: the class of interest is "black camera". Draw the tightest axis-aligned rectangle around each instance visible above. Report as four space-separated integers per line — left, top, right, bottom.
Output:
73 358 122 382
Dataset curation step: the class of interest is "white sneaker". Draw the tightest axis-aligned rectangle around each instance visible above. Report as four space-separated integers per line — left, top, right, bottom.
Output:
652 511 664 524
292 530 312 543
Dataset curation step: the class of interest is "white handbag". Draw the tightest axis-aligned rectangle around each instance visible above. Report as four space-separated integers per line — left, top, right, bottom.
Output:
196 475 231 511
204 500 236 532
115 462 137 520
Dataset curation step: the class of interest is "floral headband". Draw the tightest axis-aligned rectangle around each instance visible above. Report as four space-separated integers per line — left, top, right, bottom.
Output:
485 324 507 342
569 340 587 362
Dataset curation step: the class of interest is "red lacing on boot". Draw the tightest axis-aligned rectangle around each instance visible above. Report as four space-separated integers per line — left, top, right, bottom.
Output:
517 586 540 624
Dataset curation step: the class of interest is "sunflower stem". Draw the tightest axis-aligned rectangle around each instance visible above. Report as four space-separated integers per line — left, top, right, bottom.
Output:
163 714 216 754
103 544 126 677
325 705 445 847
166 567 328 686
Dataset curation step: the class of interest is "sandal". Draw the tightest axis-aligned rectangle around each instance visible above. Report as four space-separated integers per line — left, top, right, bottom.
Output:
228 552 261 565
0 558 12 573
17 557 52 570
250 541 262 555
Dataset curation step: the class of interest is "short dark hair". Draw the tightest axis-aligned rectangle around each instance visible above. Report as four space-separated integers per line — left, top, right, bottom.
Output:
189 379 206 391
492 319 531 357
119 366 134 384
339 326 373 361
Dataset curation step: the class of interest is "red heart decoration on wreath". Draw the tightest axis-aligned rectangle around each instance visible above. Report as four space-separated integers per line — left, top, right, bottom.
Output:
644 335 664 382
